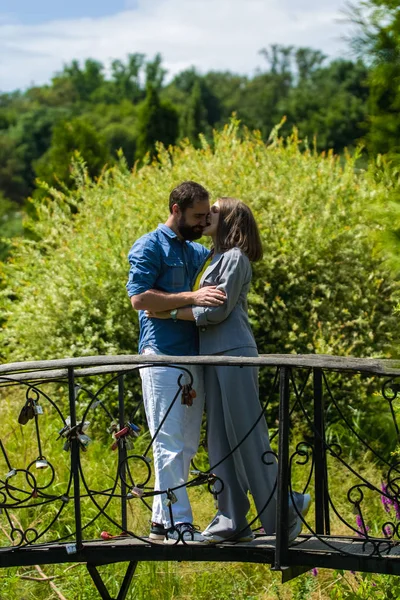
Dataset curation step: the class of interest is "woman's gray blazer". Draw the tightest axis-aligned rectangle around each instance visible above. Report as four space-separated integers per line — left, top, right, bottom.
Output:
192 247 257 354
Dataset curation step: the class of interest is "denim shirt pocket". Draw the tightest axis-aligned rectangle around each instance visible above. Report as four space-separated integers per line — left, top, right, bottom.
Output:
163 255 186 289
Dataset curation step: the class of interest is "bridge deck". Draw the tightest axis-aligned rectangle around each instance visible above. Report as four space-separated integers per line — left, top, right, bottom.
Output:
1 535 400 576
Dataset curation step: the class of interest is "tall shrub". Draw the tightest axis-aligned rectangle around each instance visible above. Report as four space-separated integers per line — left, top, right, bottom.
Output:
1 120 398 365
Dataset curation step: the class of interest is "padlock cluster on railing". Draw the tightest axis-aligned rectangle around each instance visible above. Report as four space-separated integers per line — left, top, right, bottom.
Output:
18 396 43 424
58 417 92 452
109 422 141 451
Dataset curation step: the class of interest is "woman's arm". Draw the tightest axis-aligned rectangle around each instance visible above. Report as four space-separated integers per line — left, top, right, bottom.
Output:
192 249 250 326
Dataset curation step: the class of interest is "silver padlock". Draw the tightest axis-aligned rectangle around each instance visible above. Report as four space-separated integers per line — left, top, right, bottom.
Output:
33 402 43 415
66 543 77 555
163 491 178 507
77 433 91 450
35 458 49 469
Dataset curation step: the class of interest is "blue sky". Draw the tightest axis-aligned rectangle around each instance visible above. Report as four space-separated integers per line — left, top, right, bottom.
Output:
0 0 352 93
1 1 131 24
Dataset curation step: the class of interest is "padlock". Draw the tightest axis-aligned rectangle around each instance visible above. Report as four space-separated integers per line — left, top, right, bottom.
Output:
114 426 129 440
163 490 177 506
181 384 191 406
63 440 71 452
181 384 197 406
58 423 70 438
127 423 140 438
26 401 35 420
128 422 140 433
33 402 43 415
130 486 144 498
107 421 119 434
17 405 30 425
78 433 91 451
213 492 219 509
35 458 49 469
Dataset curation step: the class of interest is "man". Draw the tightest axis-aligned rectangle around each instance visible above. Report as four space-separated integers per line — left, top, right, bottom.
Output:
126 181 225 543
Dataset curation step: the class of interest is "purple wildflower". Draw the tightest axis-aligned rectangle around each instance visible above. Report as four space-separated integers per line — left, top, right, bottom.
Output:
384 525 393 538
394 501 400 521
311 568 318 577
381 482 393 514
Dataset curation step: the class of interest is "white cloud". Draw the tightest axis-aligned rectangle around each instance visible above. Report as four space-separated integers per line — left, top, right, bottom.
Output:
0 0 351 92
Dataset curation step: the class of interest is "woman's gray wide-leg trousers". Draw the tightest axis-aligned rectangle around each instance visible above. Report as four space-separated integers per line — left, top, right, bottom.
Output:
203 347 278 539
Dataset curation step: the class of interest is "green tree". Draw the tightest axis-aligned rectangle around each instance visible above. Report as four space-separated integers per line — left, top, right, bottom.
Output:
350 0 400 154
285 59 369 151
0 192 23 260
179 80 209 144
145 53 167 90
0 134 29 203
51 59 106 103
135 84 178 160
102 122 137 166
110 53 145 102
34 117 111 192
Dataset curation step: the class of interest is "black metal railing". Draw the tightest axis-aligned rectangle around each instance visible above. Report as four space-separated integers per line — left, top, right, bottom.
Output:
1 354 400 587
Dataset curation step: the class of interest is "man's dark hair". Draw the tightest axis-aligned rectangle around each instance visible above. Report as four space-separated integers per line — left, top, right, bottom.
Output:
169 181 209 213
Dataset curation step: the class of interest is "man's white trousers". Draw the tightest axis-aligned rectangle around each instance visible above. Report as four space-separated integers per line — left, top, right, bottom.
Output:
140 347 205 528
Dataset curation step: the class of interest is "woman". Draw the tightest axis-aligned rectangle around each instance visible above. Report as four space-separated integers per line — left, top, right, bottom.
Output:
147 197 310 543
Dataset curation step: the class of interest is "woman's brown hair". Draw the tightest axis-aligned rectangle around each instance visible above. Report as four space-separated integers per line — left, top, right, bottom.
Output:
215 197 263 262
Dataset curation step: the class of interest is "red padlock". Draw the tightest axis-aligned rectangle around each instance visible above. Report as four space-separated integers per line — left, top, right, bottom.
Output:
114 426 129 440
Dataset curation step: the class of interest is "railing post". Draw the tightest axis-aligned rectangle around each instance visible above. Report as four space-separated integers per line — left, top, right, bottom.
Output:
313 368 329 534
275 366 290 569
68 367 82 550
118 374 127 532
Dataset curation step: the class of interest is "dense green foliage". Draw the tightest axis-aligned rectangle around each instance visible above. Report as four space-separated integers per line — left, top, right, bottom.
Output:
350 1 400 156
0 44 370 255
1 1 400 263
1 122 398 365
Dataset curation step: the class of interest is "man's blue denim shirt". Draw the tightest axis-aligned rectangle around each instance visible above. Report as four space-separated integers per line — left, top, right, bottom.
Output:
126 224 210 356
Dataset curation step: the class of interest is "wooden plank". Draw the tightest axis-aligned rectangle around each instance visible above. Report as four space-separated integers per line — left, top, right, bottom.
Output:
1 354 400 379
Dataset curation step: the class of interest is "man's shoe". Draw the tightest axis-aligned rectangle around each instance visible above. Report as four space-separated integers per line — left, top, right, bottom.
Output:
149 522 166 540
164 523 205 544
288 492 311 543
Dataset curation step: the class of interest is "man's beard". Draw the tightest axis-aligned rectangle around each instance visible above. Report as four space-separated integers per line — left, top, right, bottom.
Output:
177 219 203 241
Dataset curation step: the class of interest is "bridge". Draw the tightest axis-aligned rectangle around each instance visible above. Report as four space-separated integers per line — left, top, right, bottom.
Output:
0 354 400 600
